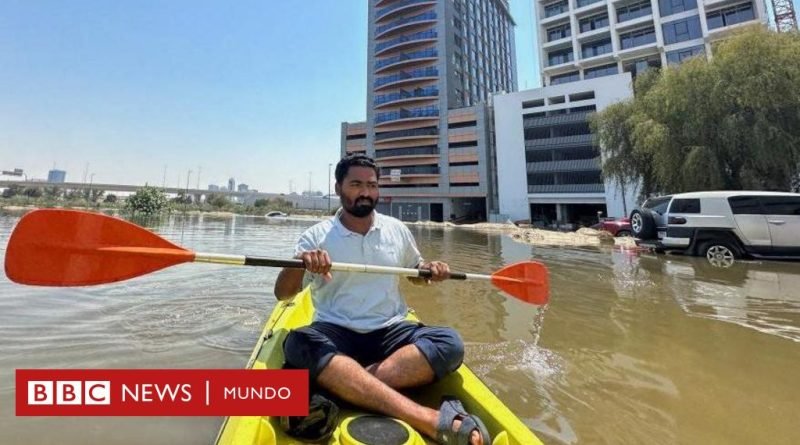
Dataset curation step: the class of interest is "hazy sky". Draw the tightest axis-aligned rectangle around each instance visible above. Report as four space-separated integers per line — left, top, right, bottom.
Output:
0 0 539 193
2 1 793 193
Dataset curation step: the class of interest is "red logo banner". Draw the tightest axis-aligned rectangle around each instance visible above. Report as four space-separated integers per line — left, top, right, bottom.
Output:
16 369 309 416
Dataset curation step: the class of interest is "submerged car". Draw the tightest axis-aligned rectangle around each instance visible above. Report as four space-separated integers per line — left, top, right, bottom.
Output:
264 211 288 218
631 191 800 265
591 218 632 237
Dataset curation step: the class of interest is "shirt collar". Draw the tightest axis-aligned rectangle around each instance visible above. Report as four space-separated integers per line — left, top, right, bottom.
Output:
333 208 382 236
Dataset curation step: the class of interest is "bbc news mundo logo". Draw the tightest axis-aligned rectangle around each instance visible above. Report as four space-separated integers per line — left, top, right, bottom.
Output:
16 369 308 416
28 380 111 405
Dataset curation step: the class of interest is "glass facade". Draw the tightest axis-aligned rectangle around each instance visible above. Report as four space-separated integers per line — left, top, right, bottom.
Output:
619 27 656 49
658 0 698 17
662 16 702 45
617 0 652 22
666 44 705 64
547 23 572 41
551 71 580 85
584 63 618 79
545 0 569 17
548 48 574 66
707 2 755 29
579 14 610 33
582 38 613 58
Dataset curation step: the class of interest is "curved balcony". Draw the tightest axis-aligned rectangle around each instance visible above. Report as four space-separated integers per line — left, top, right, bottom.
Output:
375 48 437 73
375 106 439 125
374 127 439 143
376 0 436 22
374 87 438 108
375 30 437 55
375 145 439 159
376 11 437 38
374 67 438 89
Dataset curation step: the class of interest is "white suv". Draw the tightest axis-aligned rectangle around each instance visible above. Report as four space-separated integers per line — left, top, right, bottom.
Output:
636 191 800 265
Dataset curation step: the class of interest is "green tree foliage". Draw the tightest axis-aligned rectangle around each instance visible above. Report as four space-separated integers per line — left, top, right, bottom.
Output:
206 193 231 209
104 194 118 203
592 26 800 198
125 186 168 215
23 187 43 198
44 186 62 199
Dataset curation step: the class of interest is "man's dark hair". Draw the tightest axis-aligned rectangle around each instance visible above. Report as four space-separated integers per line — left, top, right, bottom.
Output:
334 153 380 184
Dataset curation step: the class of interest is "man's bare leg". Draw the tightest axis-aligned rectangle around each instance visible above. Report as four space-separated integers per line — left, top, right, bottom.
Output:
317 354 483 445
364 344 435 389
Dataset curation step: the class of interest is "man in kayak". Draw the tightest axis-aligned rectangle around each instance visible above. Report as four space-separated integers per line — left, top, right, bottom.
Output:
274 153 490 445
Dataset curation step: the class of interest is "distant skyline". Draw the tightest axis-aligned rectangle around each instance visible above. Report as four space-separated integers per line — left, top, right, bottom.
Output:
0 0 540 194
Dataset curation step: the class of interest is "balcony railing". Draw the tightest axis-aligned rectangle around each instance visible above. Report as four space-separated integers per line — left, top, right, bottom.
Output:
376 0 434 20
375 48 437 70
380 165 440 175
375 146 439 158
528 183 605 193
374 87 438 106
376 11 436 36
375 106 439 124
375 127 439 141
375 67 438 88
376 30 437 53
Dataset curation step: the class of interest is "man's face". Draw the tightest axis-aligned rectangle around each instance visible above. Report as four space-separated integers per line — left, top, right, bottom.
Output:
336 166 379 218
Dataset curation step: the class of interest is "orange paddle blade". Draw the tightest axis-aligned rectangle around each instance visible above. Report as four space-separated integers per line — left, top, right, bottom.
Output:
491 261 549 305
5 209 194 286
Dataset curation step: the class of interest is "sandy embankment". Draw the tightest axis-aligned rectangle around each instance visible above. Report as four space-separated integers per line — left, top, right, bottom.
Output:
406 220 639 248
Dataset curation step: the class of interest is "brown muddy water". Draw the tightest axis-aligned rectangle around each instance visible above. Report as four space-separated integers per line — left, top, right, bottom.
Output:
1 213 798 444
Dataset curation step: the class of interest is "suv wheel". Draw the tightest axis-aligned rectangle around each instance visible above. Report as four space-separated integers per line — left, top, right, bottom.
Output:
630 210 656 239
700 240 739 268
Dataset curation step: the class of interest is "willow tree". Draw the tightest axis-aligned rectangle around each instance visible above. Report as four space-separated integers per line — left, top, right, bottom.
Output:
592 26 800 199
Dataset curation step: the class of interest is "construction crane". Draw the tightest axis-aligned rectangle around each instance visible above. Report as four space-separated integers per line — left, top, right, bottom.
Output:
771 0 798 32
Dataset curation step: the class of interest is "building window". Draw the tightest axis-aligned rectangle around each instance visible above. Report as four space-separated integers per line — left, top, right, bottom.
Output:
544 0 569 17
548 48 574 66
666 44 705 64
584 63 618 79
662 16 702 45
658 0 698 17
619 26 656 49
579 14 609 33
550 71 580 85
547 23 572 41
581 37 612 58
577 0 604 7
616 0 652 22
707 2 755 29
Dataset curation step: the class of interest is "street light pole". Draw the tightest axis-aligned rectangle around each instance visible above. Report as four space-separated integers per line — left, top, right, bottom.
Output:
88 173 95 203
328 163 332 213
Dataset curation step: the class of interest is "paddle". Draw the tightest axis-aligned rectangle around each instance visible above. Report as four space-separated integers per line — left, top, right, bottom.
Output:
4 209 549 305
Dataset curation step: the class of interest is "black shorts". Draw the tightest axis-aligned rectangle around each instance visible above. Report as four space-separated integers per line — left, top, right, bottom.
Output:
283 321 464 382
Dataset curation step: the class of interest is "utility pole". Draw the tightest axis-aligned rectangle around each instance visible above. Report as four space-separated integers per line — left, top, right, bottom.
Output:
162 165 167 189
328 163 332 213
196 165 201 190
186 169 192 193
82 163 89 183
88 173 95 202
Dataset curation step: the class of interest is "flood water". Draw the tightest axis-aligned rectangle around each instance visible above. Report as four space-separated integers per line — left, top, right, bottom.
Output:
1 212 799 444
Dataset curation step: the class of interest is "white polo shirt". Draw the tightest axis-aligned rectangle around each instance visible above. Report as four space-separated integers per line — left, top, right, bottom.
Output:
294 209 423 333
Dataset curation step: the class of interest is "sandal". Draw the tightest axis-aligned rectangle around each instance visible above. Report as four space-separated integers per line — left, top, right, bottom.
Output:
435 396 492 445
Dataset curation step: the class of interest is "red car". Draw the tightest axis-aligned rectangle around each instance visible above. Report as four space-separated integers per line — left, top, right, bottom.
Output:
591 218 632 237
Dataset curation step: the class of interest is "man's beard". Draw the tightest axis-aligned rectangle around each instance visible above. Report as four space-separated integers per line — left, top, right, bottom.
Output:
344 197 376 218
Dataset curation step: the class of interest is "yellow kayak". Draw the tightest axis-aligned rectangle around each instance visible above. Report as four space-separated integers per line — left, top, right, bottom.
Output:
214 288 543 445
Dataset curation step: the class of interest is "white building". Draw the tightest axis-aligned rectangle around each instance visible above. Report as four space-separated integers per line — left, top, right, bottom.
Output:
536 0 768 86
493 73 637 224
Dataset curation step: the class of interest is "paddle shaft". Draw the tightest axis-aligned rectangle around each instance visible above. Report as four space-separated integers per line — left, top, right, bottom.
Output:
193 252 494 281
